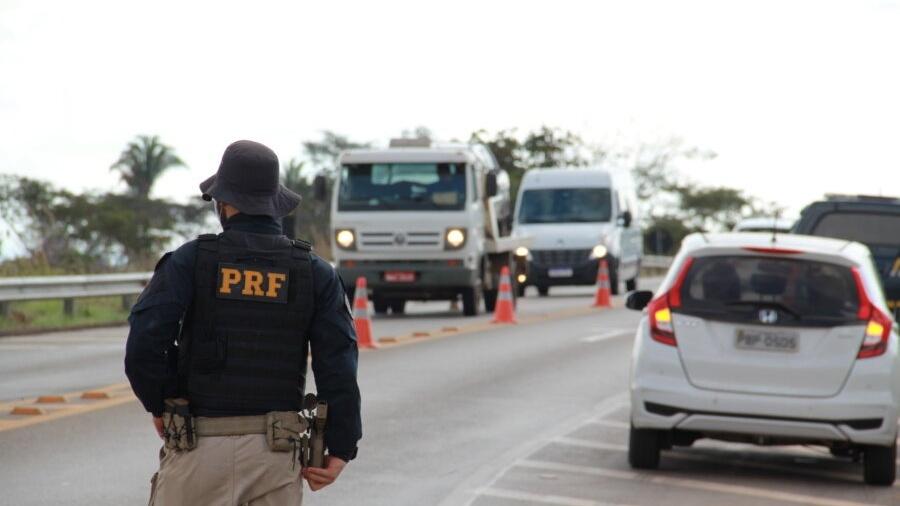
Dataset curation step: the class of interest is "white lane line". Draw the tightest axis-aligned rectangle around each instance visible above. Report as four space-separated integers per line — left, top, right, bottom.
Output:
553 436 628 452
451 394 629 506
479 487 635 506
584 419 629 429
517 460 876 506
580 330 631 343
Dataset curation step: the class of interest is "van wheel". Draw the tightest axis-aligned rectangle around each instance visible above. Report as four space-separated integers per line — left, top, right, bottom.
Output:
863 442 896 485
628 424 661 469
609 265 620 295
462 287 482 317
516 284 526 298
373 296 389 315
626 277 638 292
537 286 549 297
389 300 406 314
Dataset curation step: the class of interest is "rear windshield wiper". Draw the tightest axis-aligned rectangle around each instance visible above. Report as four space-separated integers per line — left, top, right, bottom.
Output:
725 300 802 319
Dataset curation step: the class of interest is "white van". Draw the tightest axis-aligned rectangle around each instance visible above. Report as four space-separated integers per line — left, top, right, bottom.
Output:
513 168 642 296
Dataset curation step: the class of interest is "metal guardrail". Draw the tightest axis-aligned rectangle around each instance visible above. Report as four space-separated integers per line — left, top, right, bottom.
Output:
0 272 152 317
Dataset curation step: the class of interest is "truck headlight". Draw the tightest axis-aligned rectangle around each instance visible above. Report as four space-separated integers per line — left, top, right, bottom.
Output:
445 228 466 250
590 244 608 259
515 246 529 257
336 229 356 250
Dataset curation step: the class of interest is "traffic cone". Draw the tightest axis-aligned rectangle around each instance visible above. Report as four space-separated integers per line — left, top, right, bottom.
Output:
492 266 517 324
592 259 612 308
352 277 377 349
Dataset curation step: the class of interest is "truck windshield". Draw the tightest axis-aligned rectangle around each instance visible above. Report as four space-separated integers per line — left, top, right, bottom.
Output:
518 188 611 224
338 163 467 211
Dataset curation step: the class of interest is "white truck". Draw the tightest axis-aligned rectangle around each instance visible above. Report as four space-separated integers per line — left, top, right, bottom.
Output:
314 139 531 316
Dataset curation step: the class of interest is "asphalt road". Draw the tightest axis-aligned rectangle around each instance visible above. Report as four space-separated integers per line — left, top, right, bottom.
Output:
0 284 897 505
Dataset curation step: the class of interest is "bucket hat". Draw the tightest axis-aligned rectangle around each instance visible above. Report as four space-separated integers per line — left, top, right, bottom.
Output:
199 140 301 218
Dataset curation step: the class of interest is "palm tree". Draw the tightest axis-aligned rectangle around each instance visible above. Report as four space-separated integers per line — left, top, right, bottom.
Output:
110 135 185 198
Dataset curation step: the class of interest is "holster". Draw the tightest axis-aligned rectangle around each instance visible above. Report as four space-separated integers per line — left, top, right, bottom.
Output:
265 411 308 452
162 398 197 451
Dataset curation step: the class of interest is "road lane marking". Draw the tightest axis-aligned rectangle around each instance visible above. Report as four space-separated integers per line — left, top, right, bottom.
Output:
0 382 134 433
517 460 877 506
479 487 635 506
553 436 628 452
580 330 630 343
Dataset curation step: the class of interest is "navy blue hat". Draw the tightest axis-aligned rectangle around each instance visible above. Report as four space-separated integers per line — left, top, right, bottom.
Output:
200 140 301 218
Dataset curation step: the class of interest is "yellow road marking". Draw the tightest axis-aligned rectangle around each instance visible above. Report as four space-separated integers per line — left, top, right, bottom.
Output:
0 382 134 433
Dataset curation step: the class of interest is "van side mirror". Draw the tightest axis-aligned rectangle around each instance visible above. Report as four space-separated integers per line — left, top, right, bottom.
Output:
618 210 632 228
313 175 327 202
625 290 653 311
485 172 498 198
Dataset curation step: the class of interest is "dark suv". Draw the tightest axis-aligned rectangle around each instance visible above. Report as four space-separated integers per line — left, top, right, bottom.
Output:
793 195 900 318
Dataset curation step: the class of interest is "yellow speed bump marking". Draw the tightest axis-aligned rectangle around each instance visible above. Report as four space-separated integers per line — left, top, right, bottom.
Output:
0 382 134 433
35 395 66 404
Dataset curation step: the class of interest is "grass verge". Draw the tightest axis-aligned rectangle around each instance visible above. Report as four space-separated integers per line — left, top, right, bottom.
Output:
0 296 132 334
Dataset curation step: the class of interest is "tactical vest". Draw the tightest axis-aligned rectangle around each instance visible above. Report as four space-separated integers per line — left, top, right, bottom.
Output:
180 230 314 416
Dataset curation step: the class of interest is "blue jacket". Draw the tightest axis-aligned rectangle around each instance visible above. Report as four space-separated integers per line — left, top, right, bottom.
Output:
124 214 361 461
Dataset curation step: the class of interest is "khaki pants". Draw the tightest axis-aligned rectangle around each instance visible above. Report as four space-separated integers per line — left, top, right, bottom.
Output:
149 434 303 506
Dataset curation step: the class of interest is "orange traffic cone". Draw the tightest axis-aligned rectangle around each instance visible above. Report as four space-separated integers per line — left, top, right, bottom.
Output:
492 266 517 324
352 277 377 349
593 259 612 307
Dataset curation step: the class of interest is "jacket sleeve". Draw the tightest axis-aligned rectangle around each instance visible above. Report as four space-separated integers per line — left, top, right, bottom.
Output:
308 256 362 461
124 242 196 416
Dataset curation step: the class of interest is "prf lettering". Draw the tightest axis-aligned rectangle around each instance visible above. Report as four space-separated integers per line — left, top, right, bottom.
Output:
217 264 289 303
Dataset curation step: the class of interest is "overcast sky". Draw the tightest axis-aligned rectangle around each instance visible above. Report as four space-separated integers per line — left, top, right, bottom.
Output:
1 0 898 232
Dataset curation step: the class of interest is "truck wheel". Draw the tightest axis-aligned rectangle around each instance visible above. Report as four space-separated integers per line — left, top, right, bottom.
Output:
373 296 389 315
516 283 526 298
628 424 661 469
609 265 620 295
863 442 896 485
537 286 549 297
626 277 638 292
389 300 406 314
462 287 481 316
483 289 498 312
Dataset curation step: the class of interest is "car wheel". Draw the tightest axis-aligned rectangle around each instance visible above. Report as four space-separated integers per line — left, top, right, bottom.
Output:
863 442 896 486
626 277 637 292
537 286 549 297
628 424 661 469
389 299 406 314
462 286 482 317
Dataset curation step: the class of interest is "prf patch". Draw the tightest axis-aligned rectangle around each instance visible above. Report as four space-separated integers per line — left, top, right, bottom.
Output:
217 263 289 304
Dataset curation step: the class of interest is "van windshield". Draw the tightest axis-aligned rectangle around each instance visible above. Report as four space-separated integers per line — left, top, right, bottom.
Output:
518 188 611 224
338 163 467 211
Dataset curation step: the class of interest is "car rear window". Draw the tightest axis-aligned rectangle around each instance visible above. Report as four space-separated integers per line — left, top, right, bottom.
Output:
812 212 900 246
678 256 860 326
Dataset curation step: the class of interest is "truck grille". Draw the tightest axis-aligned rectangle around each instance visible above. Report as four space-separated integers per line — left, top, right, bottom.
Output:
359 231 443 247
532 249 591 267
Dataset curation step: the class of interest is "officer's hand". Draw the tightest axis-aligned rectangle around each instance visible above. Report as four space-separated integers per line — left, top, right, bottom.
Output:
302 456 347 491
152 416 164 439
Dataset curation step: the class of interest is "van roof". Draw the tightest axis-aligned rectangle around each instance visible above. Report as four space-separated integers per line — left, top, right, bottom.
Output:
520 167 612 188
340 146 473 165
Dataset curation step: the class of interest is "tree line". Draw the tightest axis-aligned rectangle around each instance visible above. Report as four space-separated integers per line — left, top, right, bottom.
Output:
0 127 778 275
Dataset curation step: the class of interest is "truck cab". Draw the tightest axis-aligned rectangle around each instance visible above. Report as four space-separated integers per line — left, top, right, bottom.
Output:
323 139 529 316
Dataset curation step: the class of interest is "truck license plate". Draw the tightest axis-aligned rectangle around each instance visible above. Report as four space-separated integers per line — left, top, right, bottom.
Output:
735 329 798 353
384 271 416 283
548 268 574 278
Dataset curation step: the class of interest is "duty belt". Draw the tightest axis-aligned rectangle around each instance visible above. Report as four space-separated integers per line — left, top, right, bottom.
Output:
194 415 268 437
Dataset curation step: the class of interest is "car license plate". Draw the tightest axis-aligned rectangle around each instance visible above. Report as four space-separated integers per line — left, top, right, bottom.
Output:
548 268 574 278
735 329 798 353
384 271 416 283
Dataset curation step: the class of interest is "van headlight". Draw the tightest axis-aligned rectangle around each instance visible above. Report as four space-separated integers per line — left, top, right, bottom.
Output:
335 229 356 250
590 244 608 259
515 246 529 257
445 228 467 250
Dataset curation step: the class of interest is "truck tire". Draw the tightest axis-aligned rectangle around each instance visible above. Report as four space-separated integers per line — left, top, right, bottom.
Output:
484 289 497 312
389 299 406 314
373 295 389 315
537 286 549 297
517 283 526 298
628 424 661 470
462 286 481 316
609 264 620 295
863 442 896 485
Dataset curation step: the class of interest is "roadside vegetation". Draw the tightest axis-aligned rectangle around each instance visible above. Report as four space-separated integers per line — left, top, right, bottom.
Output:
0 127 781 333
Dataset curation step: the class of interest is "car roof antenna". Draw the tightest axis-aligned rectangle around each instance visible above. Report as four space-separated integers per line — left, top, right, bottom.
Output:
771 209 780 245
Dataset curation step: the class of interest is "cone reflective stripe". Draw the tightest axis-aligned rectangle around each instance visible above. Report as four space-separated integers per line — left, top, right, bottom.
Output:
593 259 612 308
492 266 517 324
352 277 377 348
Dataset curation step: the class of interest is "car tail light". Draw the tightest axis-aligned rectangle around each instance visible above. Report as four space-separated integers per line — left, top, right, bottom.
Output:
648 257 694 347
742 246 803 255
852 267 893 359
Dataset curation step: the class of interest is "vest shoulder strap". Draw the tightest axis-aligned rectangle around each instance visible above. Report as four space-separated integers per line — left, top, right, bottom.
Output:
291 238 312 252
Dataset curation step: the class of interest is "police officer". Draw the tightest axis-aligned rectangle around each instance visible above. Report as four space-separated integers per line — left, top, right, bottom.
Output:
125 140 361 505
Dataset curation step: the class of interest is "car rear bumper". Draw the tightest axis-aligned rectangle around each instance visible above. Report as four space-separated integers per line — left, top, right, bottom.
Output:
630 320 900 446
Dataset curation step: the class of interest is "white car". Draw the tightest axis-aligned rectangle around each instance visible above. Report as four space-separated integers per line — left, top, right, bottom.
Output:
626 232 899 485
